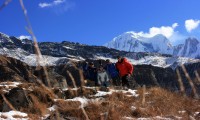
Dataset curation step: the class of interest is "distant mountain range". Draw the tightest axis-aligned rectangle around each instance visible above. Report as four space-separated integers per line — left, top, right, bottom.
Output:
0 32 200 69
104 32 200 59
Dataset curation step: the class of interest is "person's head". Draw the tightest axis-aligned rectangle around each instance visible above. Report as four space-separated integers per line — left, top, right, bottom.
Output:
117 56 122 62
89 62 94 67
106 59 111 64
99 65 104 70
83 61 88 65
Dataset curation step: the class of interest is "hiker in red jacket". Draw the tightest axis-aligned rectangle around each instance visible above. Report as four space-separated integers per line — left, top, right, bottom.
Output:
116 56 134 88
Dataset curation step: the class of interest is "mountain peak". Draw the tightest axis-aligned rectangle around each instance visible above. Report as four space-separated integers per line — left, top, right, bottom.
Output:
0 32 9 36
0 32 13 43
105 32 173 54
176 37 200 57
0 32 10 39
152 34 167 39
105 32 200 58
185 37 199 43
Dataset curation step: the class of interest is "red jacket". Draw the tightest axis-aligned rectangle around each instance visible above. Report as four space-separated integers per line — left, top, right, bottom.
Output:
116 58 133 77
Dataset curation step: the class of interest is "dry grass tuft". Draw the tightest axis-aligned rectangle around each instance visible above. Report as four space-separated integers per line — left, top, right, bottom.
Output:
135 87 200 118
63 87 97 99
55 99 81 110
30 85 55 105
13 115 28 119
64 89 78 99
18 83 34 90
84 92 137 119
54 99 88 119
27 114 41 120
25 93 48 116
85 102 102 119
78 87 97 97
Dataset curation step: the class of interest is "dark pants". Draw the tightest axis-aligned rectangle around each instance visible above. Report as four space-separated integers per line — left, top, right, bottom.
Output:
112 75 121 86
121 74 136 89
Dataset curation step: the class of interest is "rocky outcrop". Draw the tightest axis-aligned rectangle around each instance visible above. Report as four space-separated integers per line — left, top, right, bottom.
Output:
133 63 200 95
2 88 29 112
0 56 37 82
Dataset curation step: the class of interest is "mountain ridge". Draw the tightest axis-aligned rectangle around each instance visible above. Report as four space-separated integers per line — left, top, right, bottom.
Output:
104 32 200 59
0 32 200 69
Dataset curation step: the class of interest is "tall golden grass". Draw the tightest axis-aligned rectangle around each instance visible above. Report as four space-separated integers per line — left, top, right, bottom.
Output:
1 94 16 111
176 69 185 95
181 65 199 99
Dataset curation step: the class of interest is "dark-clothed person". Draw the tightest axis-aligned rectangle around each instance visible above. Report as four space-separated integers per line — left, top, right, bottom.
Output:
87 62 98 86
105 59 120 86
82 61 89 79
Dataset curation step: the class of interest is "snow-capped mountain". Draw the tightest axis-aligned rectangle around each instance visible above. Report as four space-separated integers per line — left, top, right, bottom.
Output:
147 34 173 54
0 32 200 69
104 32 173 54
105 31 200 59
0 32 13 43
175 38 200 58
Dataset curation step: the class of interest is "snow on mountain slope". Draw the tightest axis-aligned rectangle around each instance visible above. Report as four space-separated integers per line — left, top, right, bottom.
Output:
105 31 200 59
104 32 149 52
1 46 198 69
130 55 200 69
95 54 200 69
176 38 200 58
0 48 83 66
104 32 173 54
147 34 173 54
0 32 200 68
0 32 13 43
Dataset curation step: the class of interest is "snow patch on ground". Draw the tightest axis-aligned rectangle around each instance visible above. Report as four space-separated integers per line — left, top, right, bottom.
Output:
66 97 88 108
0 82 22 93
0 111 28 120
194 112 200 116
48 105 57 112
94 89 139 97
0 82 21 87
94 91 112 97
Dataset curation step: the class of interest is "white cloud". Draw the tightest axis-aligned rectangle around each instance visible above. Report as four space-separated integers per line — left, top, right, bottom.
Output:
172 23 178 28
139 23 179 38
18 35 31 40
39 3 51 8
38 0 75 14
39 0 66 8
185 19 200 32
126 23 186 45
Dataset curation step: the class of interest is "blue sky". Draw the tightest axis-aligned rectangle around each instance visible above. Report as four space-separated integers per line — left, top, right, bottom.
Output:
0 0 200 45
